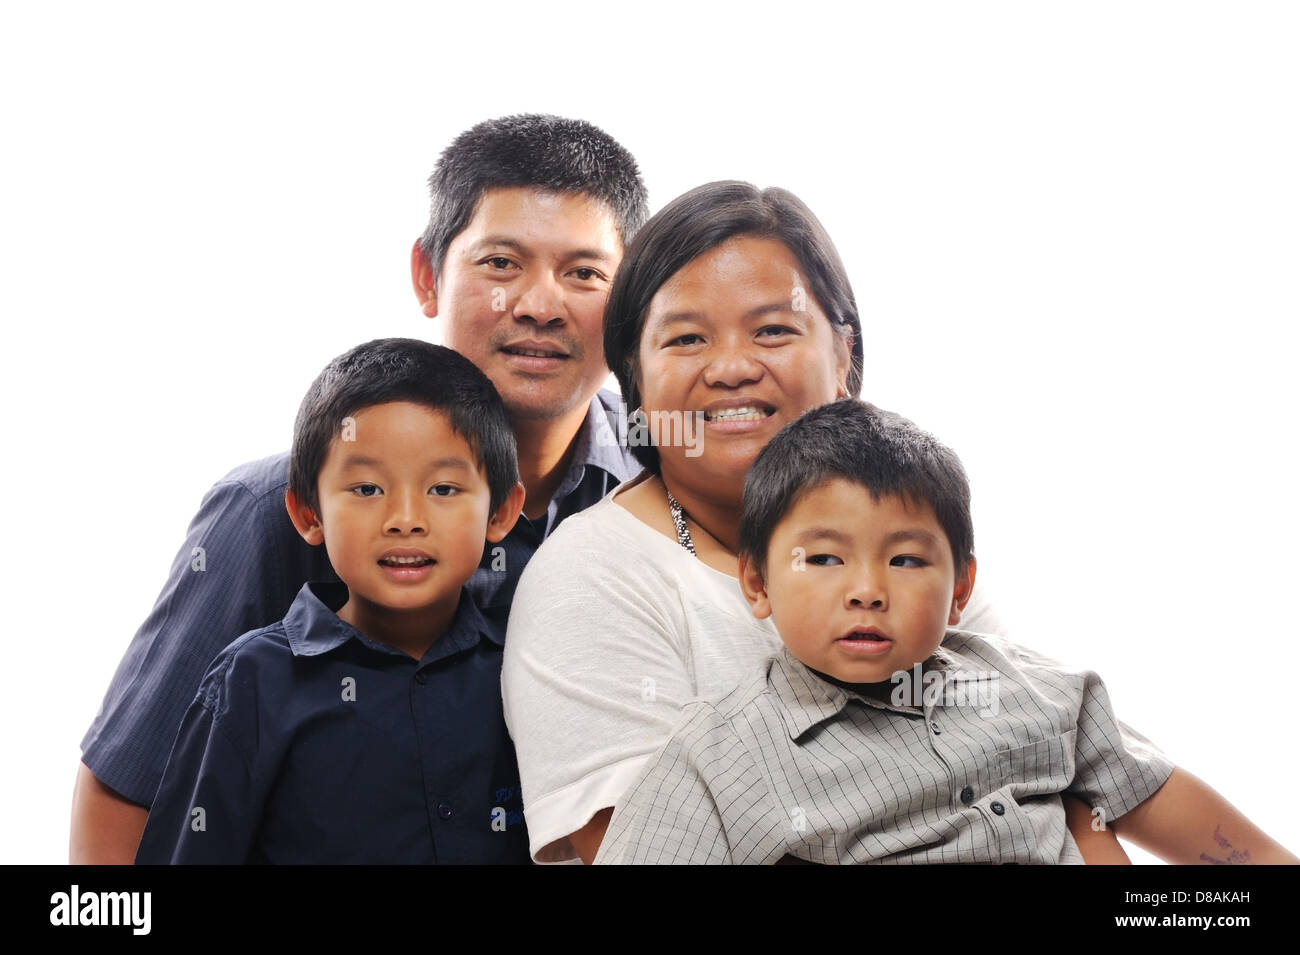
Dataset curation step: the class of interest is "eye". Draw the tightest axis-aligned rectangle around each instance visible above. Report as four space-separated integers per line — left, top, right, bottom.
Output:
483 256 516 271
352 484 382 498
430 484 459 497
757 325 796 339
890 555 927 568
667 333 703 347
808 553 843 566
571 267 604 282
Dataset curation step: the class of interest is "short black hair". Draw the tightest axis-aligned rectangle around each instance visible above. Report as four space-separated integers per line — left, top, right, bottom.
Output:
603 181 865 473
416 114 649 281
289 338 519 517
739 399 974 577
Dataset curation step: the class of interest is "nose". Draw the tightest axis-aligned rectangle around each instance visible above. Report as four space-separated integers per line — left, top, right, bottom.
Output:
383 488 427 536
511 268 566 327
701 331 764 388
845 566 887 611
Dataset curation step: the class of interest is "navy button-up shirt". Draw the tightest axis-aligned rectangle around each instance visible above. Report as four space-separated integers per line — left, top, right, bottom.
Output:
135 582 531 864
84 391 638 807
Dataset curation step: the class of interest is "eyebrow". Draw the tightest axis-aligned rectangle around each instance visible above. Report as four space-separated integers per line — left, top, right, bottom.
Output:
338 455 473 472
881 528 942 548
791 527 854 547
467 237 614 263
652 302 803 327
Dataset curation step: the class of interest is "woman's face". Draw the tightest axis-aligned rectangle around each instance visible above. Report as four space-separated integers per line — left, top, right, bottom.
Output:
637 235 852 496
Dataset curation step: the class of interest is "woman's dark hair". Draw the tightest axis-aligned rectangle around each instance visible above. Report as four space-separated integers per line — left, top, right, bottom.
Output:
603 181 864 473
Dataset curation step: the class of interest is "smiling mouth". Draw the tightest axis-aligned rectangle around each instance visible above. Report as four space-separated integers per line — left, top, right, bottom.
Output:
501 345 567 359
379 556 435 567
702 405 774 422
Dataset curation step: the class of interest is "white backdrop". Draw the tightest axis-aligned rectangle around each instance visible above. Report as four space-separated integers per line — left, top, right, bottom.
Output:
2 1 1296 864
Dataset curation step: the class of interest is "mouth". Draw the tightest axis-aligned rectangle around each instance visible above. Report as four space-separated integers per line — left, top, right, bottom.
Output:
500 342 569 360
701 403 776 423
836 627 893 655
378 555 435 567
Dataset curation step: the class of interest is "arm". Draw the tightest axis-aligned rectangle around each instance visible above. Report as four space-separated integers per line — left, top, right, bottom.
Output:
571 809 614 866
1111 767 1298 865
74 455 323 862
1062 792 1131 864
135 677 264 865
69 763 148 865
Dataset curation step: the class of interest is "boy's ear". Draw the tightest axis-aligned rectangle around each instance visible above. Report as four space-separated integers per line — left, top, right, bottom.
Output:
948 555 977 627
485 482 526 544
410 241 438 319
738 553 773 621
285 489 325 546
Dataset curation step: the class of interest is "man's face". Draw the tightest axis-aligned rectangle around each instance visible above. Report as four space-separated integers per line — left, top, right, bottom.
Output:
415 187 623 423
740 478 975 687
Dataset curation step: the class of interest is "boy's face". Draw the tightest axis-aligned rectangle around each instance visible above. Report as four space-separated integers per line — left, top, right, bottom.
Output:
412 187 623 424
290 402 520 634
739 478 975 688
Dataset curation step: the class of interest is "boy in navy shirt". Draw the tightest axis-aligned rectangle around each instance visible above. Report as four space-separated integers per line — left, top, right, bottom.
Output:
136 338 528 863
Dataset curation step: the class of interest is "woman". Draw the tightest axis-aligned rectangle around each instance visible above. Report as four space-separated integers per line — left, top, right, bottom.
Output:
503 181 1115 864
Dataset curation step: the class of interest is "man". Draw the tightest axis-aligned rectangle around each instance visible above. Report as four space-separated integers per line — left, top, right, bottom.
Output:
71 114 648 863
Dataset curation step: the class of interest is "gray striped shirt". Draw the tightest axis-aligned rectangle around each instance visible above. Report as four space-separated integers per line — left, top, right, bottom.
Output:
595 630 1175 864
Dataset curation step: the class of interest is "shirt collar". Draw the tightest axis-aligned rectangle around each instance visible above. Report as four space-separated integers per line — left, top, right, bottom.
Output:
283 581 502 660
769 644 963 740
556 390 641 495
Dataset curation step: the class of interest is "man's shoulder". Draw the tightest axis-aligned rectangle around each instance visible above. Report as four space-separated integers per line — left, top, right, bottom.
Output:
209 451 292 502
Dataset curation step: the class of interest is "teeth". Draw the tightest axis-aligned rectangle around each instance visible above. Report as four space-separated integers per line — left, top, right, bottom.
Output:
508 348 562 358
705 406 768 422
382 556 430 565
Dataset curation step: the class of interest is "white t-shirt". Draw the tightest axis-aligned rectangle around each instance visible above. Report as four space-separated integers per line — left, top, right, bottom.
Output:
501 480 1005 863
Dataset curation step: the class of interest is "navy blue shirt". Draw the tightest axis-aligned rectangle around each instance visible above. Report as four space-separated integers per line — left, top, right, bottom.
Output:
84 391 637 807
135 582 529 864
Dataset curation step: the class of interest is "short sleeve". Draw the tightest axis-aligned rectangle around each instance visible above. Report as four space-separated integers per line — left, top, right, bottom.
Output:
81 455 327 805
596 703 777 865
134 658 269 864
502 519 701 862
1067 671 1176 824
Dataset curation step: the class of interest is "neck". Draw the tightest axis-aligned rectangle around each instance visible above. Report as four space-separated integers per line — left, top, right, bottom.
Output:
660 472 744 555
337 593 457 661
512 402 590 520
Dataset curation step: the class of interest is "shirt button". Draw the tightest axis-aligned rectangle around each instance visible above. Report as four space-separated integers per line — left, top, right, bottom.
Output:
991 801 1006 816
960 786 974 804
414 672 428 685
929 721 941 734
437 802 453 820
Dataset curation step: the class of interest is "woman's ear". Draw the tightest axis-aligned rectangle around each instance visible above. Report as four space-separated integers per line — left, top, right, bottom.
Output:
485 482 526 543
834 324 855 399
949 555 977 627
738 553 774 620
285 489 325 546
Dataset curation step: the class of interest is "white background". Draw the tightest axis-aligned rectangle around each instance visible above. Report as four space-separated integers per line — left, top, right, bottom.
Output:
2 1 1296 865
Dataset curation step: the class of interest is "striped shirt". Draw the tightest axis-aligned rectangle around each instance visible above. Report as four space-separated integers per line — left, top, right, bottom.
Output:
595 630 1175 864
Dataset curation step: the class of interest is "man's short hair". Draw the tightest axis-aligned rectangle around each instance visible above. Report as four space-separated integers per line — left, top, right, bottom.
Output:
289 338 519 516
603 180 865 473
416 114 649 281
738 399 974 577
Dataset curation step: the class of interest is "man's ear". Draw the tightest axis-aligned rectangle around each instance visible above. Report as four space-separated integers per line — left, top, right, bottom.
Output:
949 555 977 627
285 489 325 546
410 241 438 319
738 553 773 620
485 482 526 544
